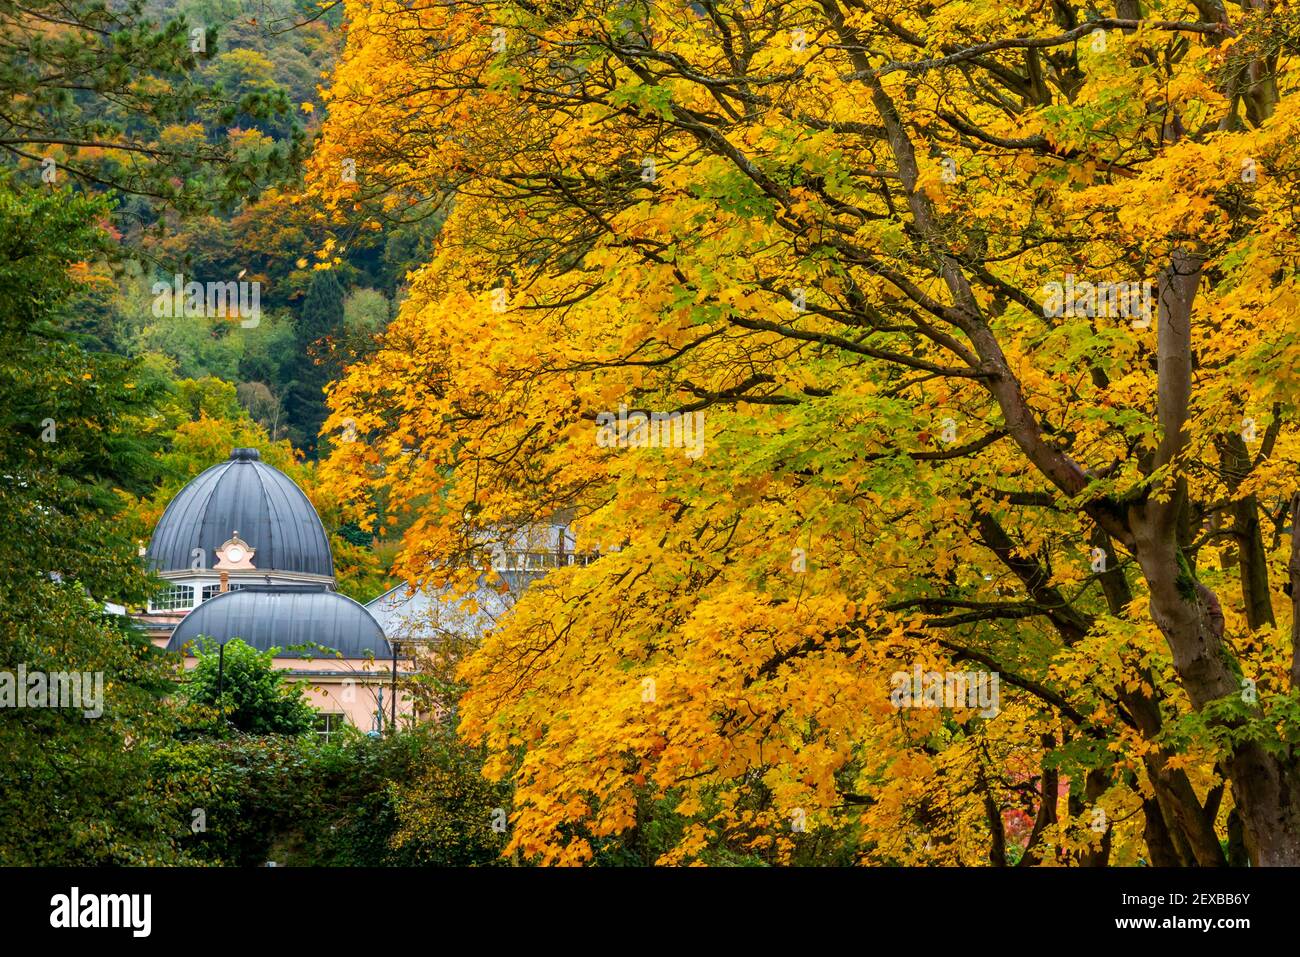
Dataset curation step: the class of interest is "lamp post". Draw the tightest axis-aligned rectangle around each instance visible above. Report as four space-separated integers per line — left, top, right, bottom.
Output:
216 641 225 733
389 639 399 734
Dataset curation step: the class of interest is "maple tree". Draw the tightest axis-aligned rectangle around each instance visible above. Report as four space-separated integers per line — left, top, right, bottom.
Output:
310 0 1300 864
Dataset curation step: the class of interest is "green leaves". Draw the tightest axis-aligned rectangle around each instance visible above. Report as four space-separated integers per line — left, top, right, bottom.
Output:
0 0 302 219
184 638 317 737
0 188 179 863
607 78 676 120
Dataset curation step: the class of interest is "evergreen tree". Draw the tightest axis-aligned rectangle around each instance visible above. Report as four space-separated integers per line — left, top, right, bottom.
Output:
0 187 186 864
285 268 346 453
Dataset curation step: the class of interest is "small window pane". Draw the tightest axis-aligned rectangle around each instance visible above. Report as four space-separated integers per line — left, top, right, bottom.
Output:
315 713 345 742
201 583 244 602
150 584 194 611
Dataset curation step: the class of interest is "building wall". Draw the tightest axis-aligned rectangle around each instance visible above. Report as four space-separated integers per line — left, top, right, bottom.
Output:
284 657 420 732
148 635 419 732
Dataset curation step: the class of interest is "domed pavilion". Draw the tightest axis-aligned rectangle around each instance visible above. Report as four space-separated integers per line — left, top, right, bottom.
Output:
137 448 413 735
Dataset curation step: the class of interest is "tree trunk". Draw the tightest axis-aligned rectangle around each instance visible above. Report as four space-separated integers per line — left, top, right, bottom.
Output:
1219 431 1275 630
830 0 1300 860
1132 250 1300 865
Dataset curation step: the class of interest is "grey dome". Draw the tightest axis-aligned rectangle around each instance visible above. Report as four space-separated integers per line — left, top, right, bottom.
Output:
167 586 393 659
147 448 334 578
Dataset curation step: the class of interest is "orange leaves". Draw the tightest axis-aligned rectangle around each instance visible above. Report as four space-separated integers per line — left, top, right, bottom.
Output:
304 0 1300 866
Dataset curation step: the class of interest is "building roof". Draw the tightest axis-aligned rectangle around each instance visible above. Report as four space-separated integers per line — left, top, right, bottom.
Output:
167 585 393 659
363 522 590 644
146 448 334 579
366 572 543 644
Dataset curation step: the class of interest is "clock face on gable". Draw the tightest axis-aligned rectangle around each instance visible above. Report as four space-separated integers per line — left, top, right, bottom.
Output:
214 533 256 570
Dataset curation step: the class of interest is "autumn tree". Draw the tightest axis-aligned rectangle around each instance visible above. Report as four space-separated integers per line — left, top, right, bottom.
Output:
312 0 1300 864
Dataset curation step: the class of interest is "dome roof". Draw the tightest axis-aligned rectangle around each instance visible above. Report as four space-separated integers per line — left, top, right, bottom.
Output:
147 448 333 579
167 585 393 659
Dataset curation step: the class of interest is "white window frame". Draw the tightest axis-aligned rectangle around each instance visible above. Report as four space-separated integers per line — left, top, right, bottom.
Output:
201 582 244 602
150 583 194 612
315 712 346 742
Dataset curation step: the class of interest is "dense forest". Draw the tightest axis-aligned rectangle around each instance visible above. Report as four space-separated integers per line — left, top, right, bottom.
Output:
47 0 436 458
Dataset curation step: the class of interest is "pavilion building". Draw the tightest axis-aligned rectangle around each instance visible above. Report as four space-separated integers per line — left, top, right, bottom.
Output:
136 448 587 737
136 448 413 734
